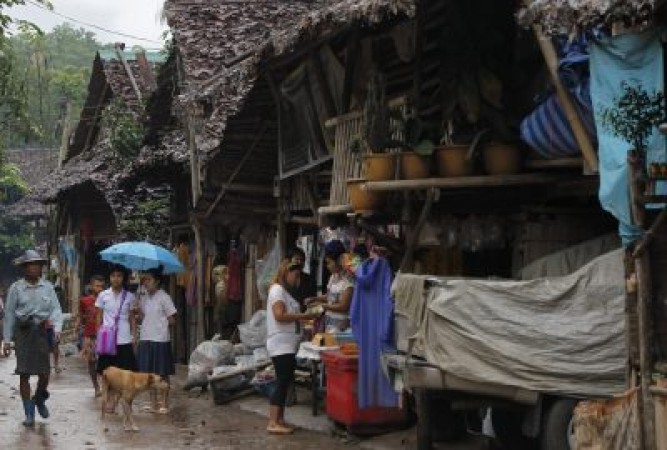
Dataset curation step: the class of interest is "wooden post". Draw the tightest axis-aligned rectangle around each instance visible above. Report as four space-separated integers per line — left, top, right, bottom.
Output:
187 112 201 206
341 28 360 113
191 217 205 345
58 100 72 167
628 154 656 450
400 188 437 272
523 0 599 173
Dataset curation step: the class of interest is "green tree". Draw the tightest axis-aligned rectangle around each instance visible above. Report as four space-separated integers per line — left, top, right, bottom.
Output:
8 23 101 147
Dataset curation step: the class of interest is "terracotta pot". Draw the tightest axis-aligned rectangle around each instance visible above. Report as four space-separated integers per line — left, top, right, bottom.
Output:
362 153 396 181
483 143 520 175
436 145 473 177
400 152 431 179
347 178 383 212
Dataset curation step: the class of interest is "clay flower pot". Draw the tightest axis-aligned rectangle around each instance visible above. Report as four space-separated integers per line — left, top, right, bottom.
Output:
400 152 431 179
436 145 473 177
483 143 521 175
347 178 383 213
362 153 396 181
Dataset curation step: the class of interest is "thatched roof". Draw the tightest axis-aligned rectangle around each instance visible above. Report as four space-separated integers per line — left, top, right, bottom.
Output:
165 0 415 158
32 47 168 208
518 0 662 35
5 148 57 218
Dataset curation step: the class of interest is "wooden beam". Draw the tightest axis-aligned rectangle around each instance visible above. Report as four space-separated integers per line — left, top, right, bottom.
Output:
633 208 667 258
363 173 562 192
341 29 360 113
82 82 110 153
318 204 353 216
355 217 404 254
206 183 274 195
400 188 437 272
527 20 598 172
204 123 268 218
628 153 655 450
310 50 338 117
115 44 142 103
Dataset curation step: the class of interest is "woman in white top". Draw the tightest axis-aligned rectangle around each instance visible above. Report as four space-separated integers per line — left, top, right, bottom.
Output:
95 265 137 413
305 239 354 331
136 267 177 414
266 259 319 435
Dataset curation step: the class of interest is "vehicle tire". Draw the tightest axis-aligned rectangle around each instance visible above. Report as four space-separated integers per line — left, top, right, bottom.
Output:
540 398 578 450
491 408 536 450
415 390 466 450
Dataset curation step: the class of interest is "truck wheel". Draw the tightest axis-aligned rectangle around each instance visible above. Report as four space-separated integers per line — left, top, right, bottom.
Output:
491 408 535 449
540 398 578 450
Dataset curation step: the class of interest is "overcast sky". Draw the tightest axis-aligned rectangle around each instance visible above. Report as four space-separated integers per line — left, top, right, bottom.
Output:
8 0 168 49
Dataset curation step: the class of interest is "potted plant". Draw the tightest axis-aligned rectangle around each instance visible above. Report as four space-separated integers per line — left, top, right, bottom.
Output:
357 74 397 182
600 80 665 172
435 124 485 178
398 115 435 179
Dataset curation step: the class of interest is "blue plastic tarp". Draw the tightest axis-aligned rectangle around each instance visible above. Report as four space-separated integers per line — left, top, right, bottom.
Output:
590 28 666 245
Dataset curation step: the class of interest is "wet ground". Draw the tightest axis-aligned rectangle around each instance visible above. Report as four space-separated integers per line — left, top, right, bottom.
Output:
0 351 495 450
0 353 370 450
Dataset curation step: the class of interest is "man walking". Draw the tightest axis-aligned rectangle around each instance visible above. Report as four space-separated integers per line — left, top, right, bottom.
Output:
2 249 63 427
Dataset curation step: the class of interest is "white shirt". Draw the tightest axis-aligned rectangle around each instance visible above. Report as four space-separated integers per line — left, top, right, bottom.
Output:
95 288 136 345
266 284 302 357
138 289 177 342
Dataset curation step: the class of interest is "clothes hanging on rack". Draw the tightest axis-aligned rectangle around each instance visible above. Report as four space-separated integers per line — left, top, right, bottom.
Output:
350 257 398 409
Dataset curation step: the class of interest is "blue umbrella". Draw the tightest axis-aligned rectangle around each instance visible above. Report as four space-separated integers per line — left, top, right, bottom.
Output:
99 241 184 274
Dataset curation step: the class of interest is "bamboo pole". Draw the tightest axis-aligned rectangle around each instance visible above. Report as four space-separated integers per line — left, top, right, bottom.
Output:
628 155 656 450
524 2 599 173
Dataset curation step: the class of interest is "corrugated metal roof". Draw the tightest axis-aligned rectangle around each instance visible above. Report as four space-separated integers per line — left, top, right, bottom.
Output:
98 48 166 64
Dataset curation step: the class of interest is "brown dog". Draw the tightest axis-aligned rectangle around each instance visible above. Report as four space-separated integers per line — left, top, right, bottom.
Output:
101 366 168 431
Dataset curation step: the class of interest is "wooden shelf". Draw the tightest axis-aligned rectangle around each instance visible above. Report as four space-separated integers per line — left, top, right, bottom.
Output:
363 173 564 192
524 157 583 170
638 195 667 205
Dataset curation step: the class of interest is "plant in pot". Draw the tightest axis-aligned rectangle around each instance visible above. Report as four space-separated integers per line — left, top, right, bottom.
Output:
600 80 665 193
435 123 488 178
398 115 436 180
358 74 397 182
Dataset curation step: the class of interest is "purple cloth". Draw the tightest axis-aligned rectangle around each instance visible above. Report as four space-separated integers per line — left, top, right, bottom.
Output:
350 257 398 409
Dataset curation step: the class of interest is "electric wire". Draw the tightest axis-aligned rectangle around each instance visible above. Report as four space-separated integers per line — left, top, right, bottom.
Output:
22 0 164 45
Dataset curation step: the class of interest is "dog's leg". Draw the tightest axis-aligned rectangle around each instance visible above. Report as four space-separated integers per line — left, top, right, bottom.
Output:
100 379 108 420
123 397 139 432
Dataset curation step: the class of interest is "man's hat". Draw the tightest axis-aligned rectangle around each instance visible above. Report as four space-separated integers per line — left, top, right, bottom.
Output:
14 249 48 266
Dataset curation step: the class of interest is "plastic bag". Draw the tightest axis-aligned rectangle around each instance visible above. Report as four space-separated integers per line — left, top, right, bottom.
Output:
256 240 281 301
237 310 267 348
185 340 235 389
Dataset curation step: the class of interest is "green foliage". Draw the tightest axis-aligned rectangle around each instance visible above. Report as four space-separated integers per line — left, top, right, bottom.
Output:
7 23 101 147
601 81 666 159
102 98 144 160
0 160 28 202
118 194 170 245
0 215 33 255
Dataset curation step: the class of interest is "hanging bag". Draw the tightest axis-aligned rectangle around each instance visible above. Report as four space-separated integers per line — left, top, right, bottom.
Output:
96 291 128 356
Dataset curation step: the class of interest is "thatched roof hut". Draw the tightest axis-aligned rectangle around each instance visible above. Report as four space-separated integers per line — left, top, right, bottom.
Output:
165 0 415 159
519 0 664 36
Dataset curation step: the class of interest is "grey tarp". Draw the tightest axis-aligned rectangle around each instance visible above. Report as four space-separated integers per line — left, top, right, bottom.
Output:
416 249 626 397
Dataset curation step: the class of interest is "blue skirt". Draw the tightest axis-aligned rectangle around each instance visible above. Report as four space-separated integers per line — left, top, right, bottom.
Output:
136 341 175 377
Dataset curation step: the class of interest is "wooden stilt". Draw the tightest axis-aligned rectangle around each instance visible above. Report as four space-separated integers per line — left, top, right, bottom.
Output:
628 154 656 450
